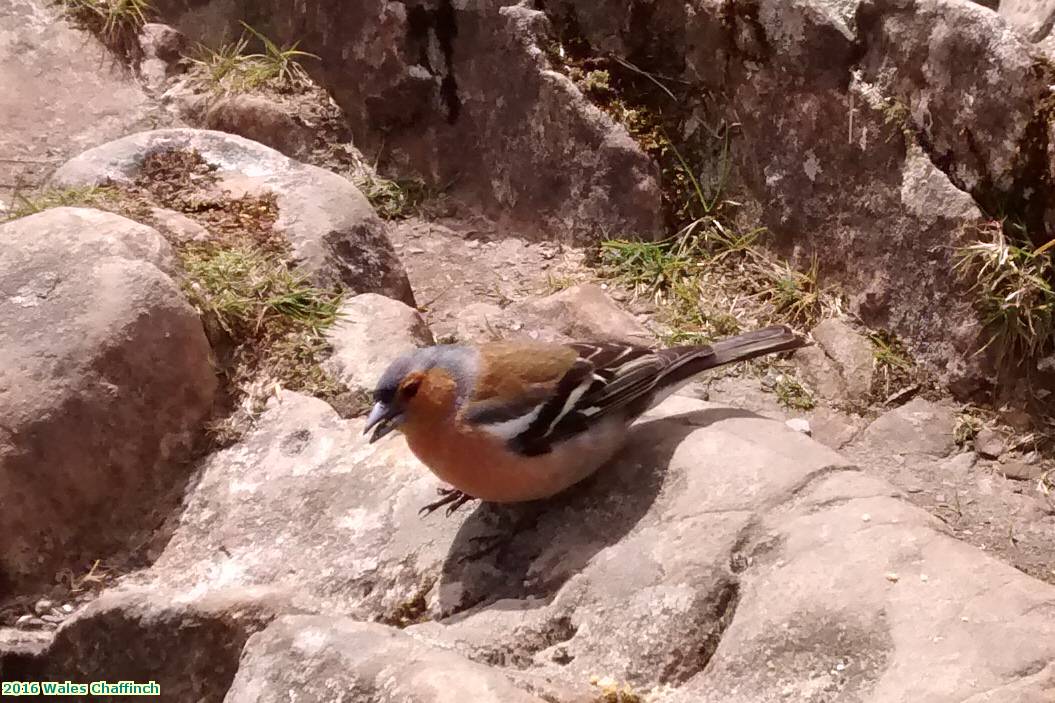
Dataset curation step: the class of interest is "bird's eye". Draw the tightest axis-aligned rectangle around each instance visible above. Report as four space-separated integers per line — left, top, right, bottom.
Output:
400 377 421 399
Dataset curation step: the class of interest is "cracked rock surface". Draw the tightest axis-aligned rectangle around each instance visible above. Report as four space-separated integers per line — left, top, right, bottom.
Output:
7 393 1055 701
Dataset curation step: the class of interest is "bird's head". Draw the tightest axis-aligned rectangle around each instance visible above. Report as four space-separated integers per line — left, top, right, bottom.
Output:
363 345 477 443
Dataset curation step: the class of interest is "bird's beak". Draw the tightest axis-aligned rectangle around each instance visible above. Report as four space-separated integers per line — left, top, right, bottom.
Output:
363 401 405 443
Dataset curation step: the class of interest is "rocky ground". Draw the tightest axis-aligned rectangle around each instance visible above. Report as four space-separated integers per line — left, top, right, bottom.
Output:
2 0 1055 701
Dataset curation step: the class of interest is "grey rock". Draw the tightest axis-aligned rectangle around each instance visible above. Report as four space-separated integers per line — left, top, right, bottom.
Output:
0 208 216 593
809 406 866 449
50 128 415 304
138 22 188 62
224 617 559 703
794 345 848 401
999 0 1055 42
203 94 314 158
454 284 653 346
0 0 158 202
942 451 979 476
858 398 958 458
324 293 434 395
665 469 1055 703
810 318 875 400
1000 460 1045 482
152 0 663 245
25 391 1047 699
0 628 51 663
148 206 209 245
974 427 1008 459
7 586 290 702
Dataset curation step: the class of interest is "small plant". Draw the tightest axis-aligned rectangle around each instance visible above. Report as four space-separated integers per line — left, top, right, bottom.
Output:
354 173 429 220
60 0 153 57
238 22 318 88
600 234 699 301
545 272 576 292
954 408 985 446
881 97 914 144
582 69 613 98
187 23 318 92
589 676 644 703
955 221 1055 368
178 241 342 402
870 330 913 371
774 374 815 411
188 36 252 88
752 256 824 327
5 185 118 220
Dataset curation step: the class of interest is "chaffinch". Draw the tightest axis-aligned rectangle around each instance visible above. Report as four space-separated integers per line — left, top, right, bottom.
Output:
364 324 806 516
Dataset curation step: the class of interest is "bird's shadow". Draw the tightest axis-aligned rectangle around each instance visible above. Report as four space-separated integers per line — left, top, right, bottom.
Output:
433 407 761 617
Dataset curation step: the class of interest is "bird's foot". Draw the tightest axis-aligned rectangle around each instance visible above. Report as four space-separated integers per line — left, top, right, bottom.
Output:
418 487 476 518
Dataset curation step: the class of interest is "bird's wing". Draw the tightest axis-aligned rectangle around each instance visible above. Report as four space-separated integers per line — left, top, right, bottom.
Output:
505 341 717 455
464 326 804 456
465 340 713 456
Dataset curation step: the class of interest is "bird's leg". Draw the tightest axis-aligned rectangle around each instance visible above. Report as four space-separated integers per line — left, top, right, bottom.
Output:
418 486 477 518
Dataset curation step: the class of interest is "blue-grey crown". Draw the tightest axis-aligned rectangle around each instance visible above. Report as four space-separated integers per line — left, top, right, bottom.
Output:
373 345 479 407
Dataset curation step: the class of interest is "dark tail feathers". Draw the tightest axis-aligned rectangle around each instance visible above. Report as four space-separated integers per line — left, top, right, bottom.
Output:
660 325 807 387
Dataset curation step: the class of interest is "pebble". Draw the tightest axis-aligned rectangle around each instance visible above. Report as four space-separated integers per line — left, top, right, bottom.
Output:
999 460 1043 482
61 604 73 613
885 572 899 582
34 598 53 614
973 428 1006 459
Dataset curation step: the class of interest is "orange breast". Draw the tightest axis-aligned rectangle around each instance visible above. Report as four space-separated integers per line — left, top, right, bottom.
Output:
401 415 629 502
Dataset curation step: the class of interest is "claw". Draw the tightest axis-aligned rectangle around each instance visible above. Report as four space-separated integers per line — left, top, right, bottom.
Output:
418 487 476 517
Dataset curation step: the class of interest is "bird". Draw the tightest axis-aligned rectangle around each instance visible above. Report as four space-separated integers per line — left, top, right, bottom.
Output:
364 324 806 516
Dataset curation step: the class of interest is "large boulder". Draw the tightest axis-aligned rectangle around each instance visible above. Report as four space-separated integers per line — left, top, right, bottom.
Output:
225 617 576 703
0 0 159 203
8 390 1054 700
51 128 415 305
149 0 663 245
0 207 216 592
2 585 289 701
539 0 1054 393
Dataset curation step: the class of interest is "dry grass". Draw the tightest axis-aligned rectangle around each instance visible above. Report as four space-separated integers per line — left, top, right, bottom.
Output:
956 220 1054 369
600 226 836 345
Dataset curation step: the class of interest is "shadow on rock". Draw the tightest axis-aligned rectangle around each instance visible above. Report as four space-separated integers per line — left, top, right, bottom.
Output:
435 407 762 616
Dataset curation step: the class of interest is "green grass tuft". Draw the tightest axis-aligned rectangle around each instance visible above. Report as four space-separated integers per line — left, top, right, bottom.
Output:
187 23 318 93
751 256 824 328
774 374 815 411
5 185 119 221
180 243 339 342
954 407 985 446
354 173 430 220
955 221 1054 369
